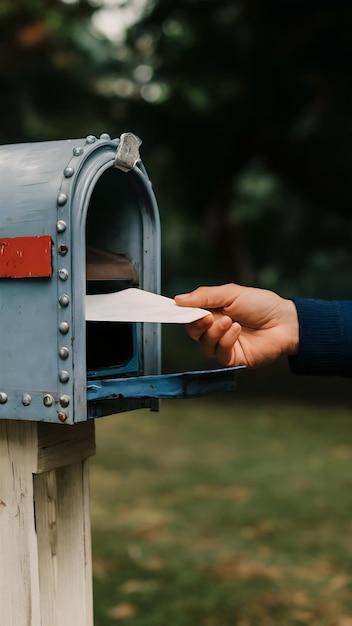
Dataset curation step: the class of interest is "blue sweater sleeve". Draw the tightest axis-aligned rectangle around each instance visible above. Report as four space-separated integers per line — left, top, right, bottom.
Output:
288 298 352 376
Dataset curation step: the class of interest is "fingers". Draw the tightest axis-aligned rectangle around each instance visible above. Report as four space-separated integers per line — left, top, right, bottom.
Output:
184 314 214 341
175 284 239 312
186 315 242 365
198 317 240 360
215 321 242 366
176 285 244 366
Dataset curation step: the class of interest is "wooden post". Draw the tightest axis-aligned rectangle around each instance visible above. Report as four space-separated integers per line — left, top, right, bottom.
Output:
0 419 96 626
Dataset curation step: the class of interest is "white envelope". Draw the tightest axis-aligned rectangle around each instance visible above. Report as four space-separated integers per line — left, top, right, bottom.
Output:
85 288 210 324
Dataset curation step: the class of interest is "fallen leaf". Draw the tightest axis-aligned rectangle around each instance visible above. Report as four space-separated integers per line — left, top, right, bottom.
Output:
107 603 138 620
332 445 352 460
120 579 158 593
328 575 350 591
338 617 352 626
193 483 252 502
92 558 117 578
210 554 284 581
290 609 314 624
143 557 165 571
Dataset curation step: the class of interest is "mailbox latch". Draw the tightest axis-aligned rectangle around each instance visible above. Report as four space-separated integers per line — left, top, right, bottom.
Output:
115 132 142 172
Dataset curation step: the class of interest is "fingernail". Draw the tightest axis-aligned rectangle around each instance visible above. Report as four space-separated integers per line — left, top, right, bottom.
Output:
219 316 232 329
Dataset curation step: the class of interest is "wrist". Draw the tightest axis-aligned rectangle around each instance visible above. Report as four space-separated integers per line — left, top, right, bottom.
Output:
282 299 299 356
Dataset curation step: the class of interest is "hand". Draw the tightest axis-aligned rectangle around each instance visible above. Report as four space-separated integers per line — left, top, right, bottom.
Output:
174 284 299 368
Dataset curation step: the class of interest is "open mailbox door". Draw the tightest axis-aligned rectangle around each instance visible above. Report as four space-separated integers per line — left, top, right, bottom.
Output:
0 133 241 425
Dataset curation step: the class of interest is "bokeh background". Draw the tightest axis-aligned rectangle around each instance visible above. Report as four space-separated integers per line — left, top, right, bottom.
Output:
3 2 352 624
3 0 352 299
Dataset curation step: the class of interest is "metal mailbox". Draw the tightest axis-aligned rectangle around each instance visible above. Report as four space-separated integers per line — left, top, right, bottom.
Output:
0 132 239 425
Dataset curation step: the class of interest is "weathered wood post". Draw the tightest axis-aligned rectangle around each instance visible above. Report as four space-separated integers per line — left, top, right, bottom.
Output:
0 420 95 626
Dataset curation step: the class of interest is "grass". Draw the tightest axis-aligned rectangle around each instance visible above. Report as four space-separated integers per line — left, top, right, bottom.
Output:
91 397 352 626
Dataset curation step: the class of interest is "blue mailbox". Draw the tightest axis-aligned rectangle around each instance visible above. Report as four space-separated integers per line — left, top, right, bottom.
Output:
0 132 239 425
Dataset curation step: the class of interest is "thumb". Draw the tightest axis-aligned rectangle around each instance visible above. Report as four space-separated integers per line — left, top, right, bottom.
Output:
175 285 238 310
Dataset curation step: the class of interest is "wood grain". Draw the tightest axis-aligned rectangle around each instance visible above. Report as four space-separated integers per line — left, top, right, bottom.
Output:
0 420 95 626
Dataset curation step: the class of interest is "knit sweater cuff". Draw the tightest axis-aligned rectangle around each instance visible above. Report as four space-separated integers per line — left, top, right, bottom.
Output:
288 298 352 376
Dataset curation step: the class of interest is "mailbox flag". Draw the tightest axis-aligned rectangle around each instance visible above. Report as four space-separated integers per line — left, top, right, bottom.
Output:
0 235 53 278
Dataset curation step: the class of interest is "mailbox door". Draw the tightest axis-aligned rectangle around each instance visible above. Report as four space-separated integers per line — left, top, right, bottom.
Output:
86 366 242 419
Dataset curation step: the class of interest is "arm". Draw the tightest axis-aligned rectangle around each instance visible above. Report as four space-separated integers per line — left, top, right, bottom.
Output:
288 298 352 376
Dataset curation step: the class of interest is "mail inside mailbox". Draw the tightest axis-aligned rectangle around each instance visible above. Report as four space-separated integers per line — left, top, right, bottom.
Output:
86 248 139 376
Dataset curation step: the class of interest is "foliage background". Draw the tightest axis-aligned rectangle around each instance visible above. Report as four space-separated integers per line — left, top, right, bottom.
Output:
2 0 352 299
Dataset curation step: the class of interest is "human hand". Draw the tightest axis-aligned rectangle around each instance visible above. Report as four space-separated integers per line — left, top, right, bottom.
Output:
174 284 299 368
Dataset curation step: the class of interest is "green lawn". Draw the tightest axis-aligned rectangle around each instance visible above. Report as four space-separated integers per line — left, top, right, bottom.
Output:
91 398 352 626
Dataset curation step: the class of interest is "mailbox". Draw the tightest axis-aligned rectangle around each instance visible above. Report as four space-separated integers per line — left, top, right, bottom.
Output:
0 132 239 425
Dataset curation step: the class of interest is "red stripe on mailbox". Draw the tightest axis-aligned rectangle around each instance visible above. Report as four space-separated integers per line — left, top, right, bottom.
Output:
0 235 53 278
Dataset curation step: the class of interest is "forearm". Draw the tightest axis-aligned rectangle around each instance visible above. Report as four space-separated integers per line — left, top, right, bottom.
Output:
288 299 352 376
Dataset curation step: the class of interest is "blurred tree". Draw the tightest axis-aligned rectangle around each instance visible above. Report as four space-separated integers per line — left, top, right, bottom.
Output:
1 0 352 298
127 0 352 297
0 0 99 140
